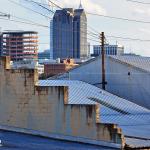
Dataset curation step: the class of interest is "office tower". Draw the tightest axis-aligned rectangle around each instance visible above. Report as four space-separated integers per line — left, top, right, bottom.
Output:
73 4 87 58
53 8 74 59
52 3 87 59
0 33 2 56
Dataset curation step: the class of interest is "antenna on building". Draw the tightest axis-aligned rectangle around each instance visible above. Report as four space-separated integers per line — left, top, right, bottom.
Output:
79 0 83 9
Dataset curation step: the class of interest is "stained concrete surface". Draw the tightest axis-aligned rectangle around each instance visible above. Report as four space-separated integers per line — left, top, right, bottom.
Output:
0 130 116 150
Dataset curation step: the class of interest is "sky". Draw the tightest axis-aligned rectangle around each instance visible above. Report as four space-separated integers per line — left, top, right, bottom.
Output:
0 0 150 56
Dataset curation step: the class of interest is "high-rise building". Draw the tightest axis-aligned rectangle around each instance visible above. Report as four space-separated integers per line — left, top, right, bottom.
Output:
50 20 53 59
52 3 87 59
53 8 74 59
92 44 124 57
0 33 2 56
1 31 38 61
73 7 87 58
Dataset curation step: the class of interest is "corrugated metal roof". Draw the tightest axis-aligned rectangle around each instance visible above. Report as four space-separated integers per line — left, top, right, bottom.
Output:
110 55 150 73
38 80 150 148
125 137 150 148
47 55 150 80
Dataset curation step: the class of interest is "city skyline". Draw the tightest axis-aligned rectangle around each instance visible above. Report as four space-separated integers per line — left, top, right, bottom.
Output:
0 1 150 149
0 0 150 56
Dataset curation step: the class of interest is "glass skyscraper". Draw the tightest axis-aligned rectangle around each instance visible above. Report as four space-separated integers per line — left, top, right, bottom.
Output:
52 6 87 59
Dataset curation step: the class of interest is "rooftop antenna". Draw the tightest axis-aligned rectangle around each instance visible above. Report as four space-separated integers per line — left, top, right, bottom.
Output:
79 0 83 9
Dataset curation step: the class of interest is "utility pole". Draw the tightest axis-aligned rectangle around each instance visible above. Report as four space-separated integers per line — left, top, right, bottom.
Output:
101 32 106 90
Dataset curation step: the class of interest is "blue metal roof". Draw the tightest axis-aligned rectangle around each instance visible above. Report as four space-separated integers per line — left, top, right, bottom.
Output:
0 130 113 150
38 80 150 148
110 55 150 73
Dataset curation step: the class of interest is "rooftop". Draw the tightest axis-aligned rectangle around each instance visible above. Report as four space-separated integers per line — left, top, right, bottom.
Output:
38 80 150 148
110 55 150 73
60 55 150 74
2 30 38 34
0 130 112 150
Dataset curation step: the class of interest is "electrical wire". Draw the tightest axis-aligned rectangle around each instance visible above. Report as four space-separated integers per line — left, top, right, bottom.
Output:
7 0 52 19
6 1 99 37
24 0 54 14
126 0 150 4
46 0 150 43
47 0 100 36
28 0 150 128
106 35 150 42
86 12 150 24
0 17 49 28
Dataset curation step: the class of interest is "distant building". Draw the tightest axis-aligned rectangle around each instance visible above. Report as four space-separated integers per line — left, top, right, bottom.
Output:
0 33 2 56
50 20 53 59
11 60 44 75
92 44 124 56
87 42 91 57
38 50 50 60
0 31 38 61
52 3 87 59
73 7 87 58
52 8 74 59
44 59 78 77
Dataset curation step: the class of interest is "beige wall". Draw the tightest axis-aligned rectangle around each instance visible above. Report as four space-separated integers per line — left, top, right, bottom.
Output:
0 57 124 146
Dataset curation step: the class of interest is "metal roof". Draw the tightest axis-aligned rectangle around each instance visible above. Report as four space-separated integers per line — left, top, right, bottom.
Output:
110 55 150 73
0 130 113 150
48 55 150 80
125 137 150 149
38 80 150 148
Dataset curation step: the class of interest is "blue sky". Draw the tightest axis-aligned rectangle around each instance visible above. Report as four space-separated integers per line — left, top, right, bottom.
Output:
0 0 150 56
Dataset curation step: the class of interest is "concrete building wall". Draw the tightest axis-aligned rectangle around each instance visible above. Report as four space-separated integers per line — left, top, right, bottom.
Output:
62 57 150 109
0 57 123 147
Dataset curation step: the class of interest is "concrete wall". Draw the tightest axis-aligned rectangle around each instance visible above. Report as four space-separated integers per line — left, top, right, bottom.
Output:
0 57 123 147
61 57 150 109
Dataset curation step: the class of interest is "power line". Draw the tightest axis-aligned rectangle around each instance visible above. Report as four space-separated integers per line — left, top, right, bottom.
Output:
0 12 100 43
39 31 150 43
48 0 62 9
126 0 150 4
0 17 49 28
47 0 150 44
24 0 54 13
7 0 150 45
47 0 100 36
106 35 150 42
11 14 50 28
86 12 150 24
7 0 52 19
19 0 100 38
21 0 100 39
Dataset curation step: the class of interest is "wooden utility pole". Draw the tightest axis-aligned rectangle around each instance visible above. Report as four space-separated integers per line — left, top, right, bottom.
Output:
101 32 106 90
